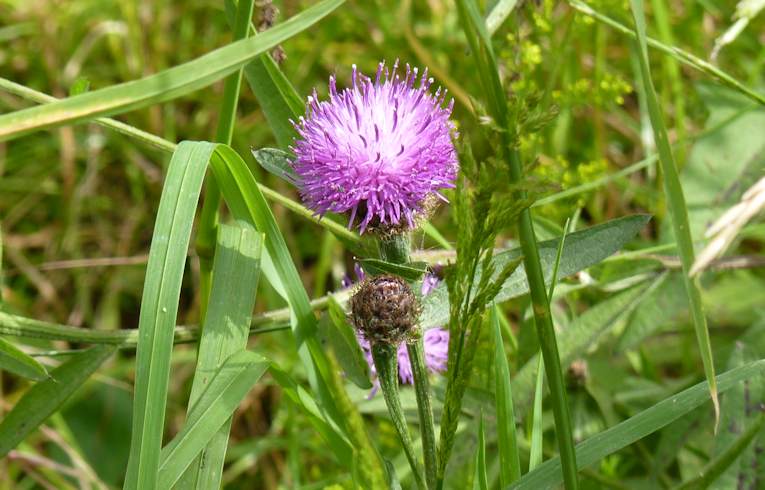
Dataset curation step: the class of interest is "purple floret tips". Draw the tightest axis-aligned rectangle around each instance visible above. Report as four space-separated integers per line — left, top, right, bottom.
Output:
291 60 458 233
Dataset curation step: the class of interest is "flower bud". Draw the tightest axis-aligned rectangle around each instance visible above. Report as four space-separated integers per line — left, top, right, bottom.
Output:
350 275 419 346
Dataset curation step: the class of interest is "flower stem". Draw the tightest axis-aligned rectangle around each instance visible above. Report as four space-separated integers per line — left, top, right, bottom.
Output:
371 343 427 490
379 234 439 489
508 149 579 489
406 339 438 489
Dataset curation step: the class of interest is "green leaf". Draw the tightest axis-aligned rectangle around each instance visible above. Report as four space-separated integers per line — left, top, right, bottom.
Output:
510 360 765 489
0 345 115 457
178 222 264 489
251 147 298 184
0 336 48 381
629 0 718 422
491 306 521 486
528 356 546 471
0 0 344 141
359 258 429 281
157 350 270 489
320 296 372 389
421 215 651 329
485 0 520 35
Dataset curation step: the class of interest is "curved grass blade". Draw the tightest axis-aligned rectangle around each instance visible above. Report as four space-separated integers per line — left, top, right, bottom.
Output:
157 350 270 489
124 142 215 490
0 345 115 457
629 0 719 423
123 140 355 488
510 360 765 489
0 0 344 141
0 336 48 381
179 222 263 488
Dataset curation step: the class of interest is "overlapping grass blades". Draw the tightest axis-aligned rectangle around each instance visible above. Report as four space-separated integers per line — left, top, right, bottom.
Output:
178 223 263 488
123 141 351 489
0 0 344 141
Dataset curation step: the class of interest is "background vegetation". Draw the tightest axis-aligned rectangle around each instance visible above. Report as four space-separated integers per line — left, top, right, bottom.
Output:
0 0 763 488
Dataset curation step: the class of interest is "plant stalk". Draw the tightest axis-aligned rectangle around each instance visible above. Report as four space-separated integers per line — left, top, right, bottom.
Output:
371 343 427 490
508 150 579 489
379 234 438 489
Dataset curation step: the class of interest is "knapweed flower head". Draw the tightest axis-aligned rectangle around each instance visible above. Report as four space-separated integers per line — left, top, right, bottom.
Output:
291 60 458 233
350 274 420 346
344 266 449 391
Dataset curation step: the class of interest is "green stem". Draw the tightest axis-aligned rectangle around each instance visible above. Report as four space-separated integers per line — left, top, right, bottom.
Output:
371 343 427 490
379 234 438 489
195 0 254 320
508 150 579 489
406 340 438 489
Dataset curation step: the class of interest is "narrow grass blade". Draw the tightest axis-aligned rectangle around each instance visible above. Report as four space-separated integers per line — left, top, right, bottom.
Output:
179 223 263 488
528 356 546 471
320 296 372 389
568 0 765 106
0 0 344 141
0 345 115 457
157 350 270 489
474 412 489 490
511 360 765 489
629 0 719 422
491 306 521 486
124 142 215 490
0 336 48 381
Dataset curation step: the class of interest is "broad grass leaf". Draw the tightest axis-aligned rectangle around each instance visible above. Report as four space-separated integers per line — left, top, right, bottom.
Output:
0 336 48 381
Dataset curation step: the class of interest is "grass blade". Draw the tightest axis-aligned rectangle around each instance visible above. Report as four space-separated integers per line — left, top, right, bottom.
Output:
124 142 215 490
0 345 115 457
528 356 546 471
0 337 48 381
179 223 264 488
157 350 270 489
474 412 489 490
0 0 344 141
511 360 765 489
491 306 521 486
485 0 519 34
628 0 719 422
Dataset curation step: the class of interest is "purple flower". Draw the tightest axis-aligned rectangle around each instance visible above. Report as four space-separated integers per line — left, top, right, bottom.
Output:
291 60 458 233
